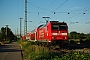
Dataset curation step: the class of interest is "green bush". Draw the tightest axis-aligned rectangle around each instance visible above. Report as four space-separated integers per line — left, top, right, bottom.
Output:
53 51 90 60
18 40 90 60
86 33 90 40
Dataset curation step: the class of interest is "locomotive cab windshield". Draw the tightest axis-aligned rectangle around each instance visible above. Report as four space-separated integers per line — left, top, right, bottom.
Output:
59 24 67 30
51 23 67 30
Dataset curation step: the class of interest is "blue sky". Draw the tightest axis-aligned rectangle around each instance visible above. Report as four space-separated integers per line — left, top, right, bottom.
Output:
0 0 90 35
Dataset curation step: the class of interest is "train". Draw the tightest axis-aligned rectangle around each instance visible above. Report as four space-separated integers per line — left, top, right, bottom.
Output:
22 21 68 46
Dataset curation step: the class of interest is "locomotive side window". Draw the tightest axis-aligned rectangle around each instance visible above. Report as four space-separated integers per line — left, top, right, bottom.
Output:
59 25 67 30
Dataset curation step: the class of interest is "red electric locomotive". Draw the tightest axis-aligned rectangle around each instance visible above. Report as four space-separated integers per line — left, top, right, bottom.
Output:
28 21 68 45
36 21 68 45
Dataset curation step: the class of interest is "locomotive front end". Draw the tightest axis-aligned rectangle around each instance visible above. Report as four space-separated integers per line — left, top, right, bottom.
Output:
51 22 68 44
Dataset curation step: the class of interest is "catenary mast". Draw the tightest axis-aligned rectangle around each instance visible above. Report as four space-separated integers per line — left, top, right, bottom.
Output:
24 0 27 35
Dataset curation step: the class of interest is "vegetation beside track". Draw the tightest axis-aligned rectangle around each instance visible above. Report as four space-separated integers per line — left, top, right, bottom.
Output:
17 40 90 60
0 27 17 45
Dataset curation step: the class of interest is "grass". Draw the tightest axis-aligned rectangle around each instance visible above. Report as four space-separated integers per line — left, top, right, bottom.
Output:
17 40 90 60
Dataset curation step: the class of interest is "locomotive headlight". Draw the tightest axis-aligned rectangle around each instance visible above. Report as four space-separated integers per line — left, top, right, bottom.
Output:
61 33 67 35
52 33 58 35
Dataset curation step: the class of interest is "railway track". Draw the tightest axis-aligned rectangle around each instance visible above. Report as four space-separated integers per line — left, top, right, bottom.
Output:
45 43 90 54
27 40 90 54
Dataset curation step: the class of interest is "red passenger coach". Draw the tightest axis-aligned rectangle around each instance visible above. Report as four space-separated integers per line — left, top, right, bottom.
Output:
21 36 26 40
26 33 30 40
30 29 36 40
27 28 38 42
36 21 68 45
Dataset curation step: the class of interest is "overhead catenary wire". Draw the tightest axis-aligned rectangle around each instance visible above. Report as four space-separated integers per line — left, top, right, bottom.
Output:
28 0 89 15
28 2 53 12
62 0 90 23
64 8 90 21
28 0 56 25
53 0 68 12
51 0 88 15
48 0 68 16
28 0 90 24
52 0 88 15
48 0 56 7
28 0 57 13
28 0 68 15
67 16 90 24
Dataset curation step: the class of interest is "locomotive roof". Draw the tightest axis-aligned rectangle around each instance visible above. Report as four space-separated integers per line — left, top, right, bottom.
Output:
50 21 59 23
38 24 46 28
49 21 67 24
37 21 67 29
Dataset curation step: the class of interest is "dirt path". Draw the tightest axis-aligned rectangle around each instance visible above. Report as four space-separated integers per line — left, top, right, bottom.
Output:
0 42 22 60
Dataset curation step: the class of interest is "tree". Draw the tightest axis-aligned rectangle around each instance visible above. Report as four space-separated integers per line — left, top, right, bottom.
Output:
0 27 17 42
0 31 3 42
69 31 77 39
80 33 86 39
86 33 90 40
0 27 6 41
76 33 80 39
69 31 88 40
